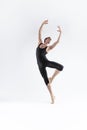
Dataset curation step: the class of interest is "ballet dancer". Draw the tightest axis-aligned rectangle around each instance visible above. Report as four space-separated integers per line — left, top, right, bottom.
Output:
36 20 64 104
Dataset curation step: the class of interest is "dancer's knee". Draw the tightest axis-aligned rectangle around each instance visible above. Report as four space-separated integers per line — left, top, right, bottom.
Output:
59 65 64 71
43 77 49 86
45 80 49 86
47 82 50 86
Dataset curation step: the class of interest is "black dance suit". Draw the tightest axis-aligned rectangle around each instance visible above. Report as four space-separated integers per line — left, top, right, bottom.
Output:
36 43 64 85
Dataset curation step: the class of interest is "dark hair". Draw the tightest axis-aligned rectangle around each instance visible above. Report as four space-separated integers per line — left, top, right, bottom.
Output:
44 37 51 42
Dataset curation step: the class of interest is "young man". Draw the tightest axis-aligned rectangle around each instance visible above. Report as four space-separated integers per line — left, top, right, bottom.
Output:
36 20 64 104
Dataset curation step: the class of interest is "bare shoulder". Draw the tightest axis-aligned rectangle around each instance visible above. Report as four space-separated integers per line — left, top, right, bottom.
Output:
38 39 43 45
37 42 42 48
38 41 41 46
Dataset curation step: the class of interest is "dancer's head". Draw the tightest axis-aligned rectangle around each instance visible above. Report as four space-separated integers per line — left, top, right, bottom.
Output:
44 37 51 44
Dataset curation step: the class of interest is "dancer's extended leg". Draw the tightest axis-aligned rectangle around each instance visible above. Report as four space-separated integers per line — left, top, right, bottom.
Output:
47 61 63 84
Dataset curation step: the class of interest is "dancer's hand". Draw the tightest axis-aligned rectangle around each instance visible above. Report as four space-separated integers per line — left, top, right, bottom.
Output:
57 26 61 33
42 20 48 25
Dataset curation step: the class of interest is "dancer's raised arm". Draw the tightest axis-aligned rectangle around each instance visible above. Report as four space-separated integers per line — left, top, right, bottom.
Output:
38 20 48 45
46 26 62 52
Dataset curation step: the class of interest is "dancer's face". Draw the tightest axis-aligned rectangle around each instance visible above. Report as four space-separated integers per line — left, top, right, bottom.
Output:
45 38 51 44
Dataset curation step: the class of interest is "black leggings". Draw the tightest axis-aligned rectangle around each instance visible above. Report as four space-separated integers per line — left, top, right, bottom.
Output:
38 61 64 85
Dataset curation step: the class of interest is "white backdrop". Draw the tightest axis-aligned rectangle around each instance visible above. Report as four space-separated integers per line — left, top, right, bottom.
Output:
0 0 87 129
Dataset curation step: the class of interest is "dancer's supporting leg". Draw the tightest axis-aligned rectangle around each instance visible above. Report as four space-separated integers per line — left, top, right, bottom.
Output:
39 67 55 104
47 83 55 104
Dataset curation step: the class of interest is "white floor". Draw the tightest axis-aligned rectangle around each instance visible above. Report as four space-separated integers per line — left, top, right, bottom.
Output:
0 97 87 130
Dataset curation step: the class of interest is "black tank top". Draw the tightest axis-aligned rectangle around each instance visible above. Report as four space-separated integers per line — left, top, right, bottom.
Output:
36 43 48 67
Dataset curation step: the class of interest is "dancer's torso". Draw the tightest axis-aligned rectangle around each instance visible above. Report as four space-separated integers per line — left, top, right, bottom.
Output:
36 43 48 67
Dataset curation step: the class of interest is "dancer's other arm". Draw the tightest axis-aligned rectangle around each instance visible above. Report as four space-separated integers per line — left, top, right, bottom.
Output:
46 26 62 51
38 20 48 45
